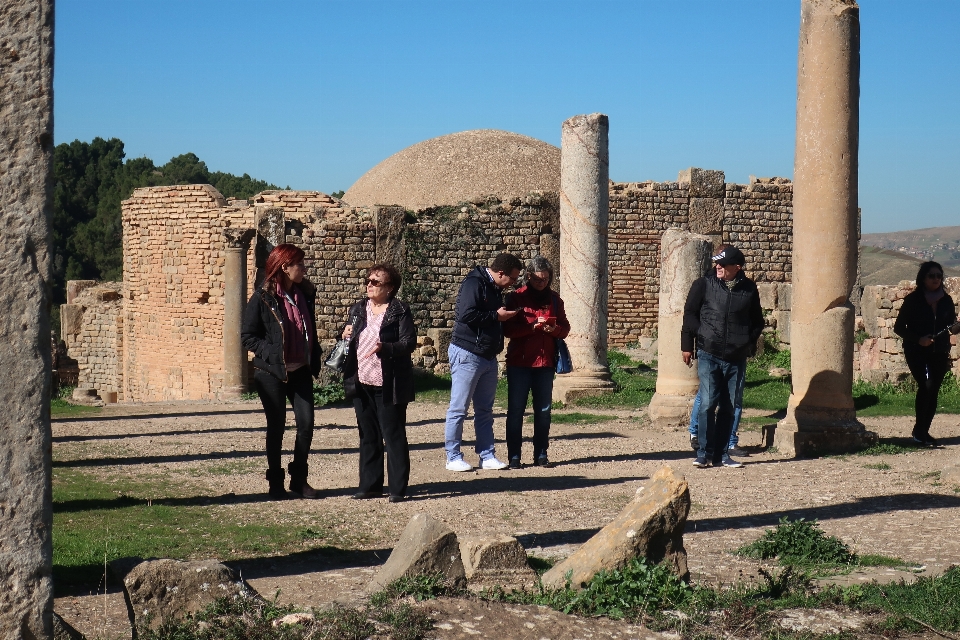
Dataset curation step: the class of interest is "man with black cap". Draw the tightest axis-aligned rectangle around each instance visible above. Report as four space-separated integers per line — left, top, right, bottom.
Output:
681 245 764 468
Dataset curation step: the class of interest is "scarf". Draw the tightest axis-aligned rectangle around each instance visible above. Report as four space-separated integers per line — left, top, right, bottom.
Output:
276 282 313 366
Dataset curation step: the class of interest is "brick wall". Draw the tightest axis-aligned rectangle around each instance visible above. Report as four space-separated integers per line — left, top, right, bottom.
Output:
61 283 123 398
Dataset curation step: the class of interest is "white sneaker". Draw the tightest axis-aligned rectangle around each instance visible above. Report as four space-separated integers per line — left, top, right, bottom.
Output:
445 458 473 472
481 457 509 470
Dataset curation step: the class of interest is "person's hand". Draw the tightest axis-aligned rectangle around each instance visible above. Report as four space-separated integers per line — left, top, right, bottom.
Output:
682 351 693 366
497 307 520 321
919 335 935 347
364 342 382 358
342 326 353 340
534 316 547 330
542 323 555 334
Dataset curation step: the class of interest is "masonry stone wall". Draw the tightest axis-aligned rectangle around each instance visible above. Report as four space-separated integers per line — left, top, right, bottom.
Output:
605 174 793 345
62 283 123 400
64 168 797 400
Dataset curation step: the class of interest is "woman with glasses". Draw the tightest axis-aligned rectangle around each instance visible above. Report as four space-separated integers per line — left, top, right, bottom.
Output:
242 244 323 500
341 263 416 501
502 256 570 468
894 261 960 446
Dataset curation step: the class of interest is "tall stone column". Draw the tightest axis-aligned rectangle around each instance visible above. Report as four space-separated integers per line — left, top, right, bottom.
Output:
0 0 55 636
648 230 713 428
775 0 876 456
223 228 256 400
553 113 615 404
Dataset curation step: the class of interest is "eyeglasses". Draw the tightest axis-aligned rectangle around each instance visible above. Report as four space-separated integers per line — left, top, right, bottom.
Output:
927 273 944 280
365 278 391 287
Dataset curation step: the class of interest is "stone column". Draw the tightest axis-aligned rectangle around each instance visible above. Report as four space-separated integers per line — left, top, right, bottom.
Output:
223 228 256 400
553 113 615 404
0 0 55 636
775 0 876 456
648 230 713 428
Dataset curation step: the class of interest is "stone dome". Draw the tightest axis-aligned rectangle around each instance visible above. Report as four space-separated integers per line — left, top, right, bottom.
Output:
342 129 560 210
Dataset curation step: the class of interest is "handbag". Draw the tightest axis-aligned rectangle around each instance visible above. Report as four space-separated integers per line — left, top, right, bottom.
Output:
324 315 360 372
550 294 573 374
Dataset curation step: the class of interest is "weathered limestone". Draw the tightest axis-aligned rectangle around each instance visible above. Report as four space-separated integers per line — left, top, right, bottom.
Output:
459 536 537 590
367 513 467 593
776 0 876 456
648 230 714 428
222 228 255 399
0 0 55 636
553 113 615 403
541 466 690 589
111 558 258 633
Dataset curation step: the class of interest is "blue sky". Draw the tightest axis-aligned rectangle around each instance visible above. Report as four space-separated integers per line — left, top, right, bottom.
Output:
55 0 960 233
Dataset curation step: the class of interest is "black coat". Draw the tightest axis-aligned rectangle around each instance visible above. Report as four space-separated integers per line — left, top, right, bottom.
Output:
894 288 958 358
681 272 765 362
342 298 417 405
241 280 323 381
450 266 505 359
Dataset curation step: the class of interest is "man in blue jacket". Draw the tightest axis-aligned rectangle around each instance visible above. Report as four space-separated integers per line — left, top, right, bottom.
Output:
445 253 523 471
681 246 764 469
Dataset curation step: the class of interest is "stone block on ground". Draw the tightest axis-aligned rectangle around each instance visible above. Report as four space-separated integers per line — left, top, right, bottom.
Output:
541 465 690 589
427 329 452 362
459 536 537 590
53 612 86 640
110 557 259 632
367 513 466 593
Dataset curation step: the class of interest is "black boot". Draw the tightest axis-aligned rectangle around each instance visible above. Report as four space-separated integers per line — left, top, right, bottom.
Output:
266 468 288 500
288 461 319 498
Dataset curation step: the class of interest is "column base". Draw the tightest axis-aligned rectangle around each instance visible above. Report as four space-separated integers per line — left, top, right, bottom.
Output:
774 415 877 457
647 393 695 429
553 370 615 404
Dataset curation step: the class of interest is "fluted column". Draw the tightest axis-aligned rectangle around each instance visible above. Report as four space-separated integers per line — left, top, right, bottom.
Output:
553 113 615 404
775 0 876 456
223 228 256 400
649 230 714 428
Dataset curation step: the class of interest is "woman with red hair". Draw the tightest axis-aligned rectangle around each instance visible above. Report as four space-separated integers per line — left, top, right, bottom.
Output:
242 244 323 499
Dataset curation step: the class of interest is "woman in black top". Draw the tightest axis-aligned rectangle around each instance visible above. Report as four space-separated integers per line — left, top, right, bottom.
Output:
340 263 416 502
893 261 960 446
241 244 323 500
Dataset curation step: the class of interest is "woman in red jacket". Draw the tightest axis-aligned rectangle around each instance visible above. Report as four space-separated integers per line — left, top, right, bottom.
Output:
503 256 571 468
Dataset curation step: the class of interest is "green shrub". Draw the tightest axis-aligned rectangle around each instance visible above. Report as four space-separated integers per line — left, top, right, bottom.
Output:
736 517 857 566
313 379 345 406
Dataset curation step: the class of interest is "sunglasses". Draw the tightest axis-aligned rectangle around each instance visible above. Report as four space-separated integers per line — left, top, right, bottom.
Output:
927 273 944 280
365 278 391 287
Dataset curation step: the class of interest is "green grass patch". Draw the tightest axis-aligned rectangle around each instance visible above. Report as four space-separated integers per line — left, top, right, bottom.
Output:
52 468 366 592
736 517 857 567
413 371 452 404
575 351 657 409
857 554 915 568
856 438 922 456
854 373 960 416
863 462 892 470
313 378 346 406
50 386 102 418
845 567 960 633
530 412 615 425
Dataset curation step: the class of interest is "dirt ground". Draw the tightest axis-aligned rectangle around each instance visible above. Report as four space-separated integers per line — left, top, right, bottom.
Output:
51 398 960 639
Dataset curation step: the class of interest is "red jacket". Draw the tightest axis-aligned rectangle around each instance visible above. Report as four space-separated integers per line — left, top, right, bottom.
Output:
503 286 571 368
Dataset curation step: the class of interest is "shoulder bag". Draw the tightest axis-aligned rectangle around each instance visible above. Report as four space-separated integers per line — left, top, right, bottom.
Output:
551 294 573 374
325 313 361 372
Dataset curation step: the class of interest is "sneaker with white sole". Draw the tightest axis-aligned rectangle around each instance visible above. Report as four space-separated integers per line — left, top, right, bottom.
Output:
445 458 473 472
692 456 709 468
481 457 509 470
721 454 744 468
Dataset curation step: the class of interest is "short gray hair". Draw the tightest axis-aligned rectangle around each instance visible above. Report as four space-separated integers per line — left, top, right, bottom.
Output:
524 256 554 287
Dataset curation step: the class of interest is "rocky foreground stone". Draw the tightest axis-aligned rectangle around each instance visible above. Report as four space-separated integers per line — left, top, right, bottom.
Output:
109 557 259 633
542 465 691 589
366 512 467 593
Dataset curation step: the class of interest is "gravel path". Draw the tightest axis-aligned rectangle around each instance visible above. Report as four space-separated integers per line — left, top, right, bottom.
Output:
51 399 960 638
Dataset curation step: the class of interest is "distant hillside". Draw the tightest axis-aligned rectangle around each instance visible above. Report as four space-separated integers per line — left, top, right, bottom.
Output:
860 245 960 286
862 225 960 268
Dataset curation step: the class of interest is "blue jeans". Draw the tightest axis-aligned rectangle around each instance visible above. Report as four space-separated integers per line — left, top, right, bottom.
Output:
505 366 555 460
695 350 746 461
445 344 500 462
689 378 745 450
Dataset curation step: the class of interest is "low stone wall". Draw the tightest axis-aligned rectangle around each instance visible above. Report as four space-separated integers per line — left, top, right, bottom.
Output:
61 282 123 401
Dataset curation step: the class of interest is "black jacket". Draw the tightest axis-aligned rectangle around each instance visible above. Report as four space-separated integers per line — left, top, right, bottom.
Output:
450 266 506 359
681 272 765 362
241 280 323 381
894 288 958 358
342 298 417 405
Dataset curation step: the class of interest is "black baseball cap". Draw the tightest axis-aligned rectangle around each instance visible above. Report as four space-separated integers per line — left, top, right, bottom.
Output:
712 246 745 266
